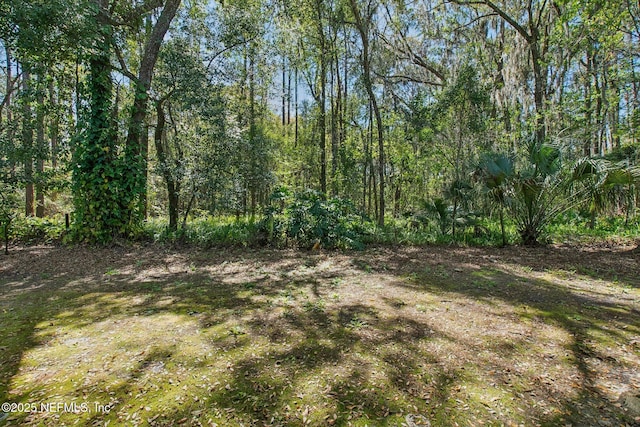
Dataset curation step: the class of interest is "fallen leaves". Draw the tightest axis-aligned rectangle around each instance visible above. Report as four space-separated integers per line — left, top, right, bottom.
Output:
1 245 639 426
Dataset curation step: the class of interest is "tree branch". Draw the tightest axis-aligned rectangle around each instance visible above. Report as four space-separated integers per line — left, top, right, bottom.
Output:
535 0 549 30
450 0 532 42
112 43 138 81
378 32 446 83
123 0 164 22
374 70 444 87
0 73 21 112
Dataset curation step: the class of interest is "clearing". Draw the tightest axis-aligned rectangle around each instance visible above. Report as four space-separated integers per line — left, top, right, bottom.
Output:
0 243 639 426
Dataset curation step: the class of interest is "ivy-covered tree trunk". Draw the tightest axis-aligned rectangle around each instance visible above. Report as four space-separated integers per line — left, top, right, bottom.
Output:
71 0 181 241
72 47 120 241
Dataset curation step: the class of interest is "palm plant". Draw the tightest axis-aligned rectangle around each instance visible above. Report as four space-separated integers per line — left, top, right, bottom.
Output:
423 197 451 236
476 153 515 246
571 158 609 229
445 179 473 237
510 141 567 245
480 140 589 246
602 163 639 227
571 159 640 228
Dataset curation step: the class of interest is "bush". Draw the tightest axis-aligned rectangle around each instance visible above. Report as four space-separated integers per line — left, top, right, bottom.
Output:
261 189 371 249
12 216 67 244
0 183 20 253
144 216 259 247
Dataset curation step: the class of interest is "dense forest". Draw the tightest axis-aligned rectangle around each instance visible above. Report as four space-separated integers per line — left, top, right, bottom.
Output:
1 0 640 248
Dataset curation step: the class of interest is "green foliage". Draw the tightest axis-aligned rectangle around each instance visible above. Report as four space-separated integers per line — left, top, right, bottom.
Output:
71 50 142 243
549 211 640 243
502 140 572 245
0 182 20 253
11 216 66 244
475 140 591 246
476 153 516 245
423 198 451 236
428 65 490 135
570 158 640 228
2 0 95 64
262 189 371 249
153 36 232 226
477 153 515 193
3 0 640 250
0 132 20 252
145 216 260 247
369 215 514 247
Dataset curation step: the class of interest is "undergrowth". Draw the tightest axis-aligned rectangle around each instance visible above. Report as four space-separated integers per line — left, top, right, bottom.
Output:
5 206 638 250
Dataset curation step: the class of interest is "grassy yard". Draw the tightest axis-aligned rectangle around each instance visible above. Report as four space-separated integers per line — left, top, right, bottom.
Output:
1 244 639 426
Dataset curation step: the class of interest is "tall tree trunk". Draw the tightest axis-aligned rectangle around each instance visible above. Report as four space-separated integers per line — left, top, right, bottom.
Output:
612 76 621 150
80 50 118 230
249 46 257 218
394 185 401 218
282 55 286 128
75 55 81 128
594 68 603 156
317 0 328 197
361 119 368 213
342 24 348 149
368 103 375 218
49 82 59 170
584 48 594 156
22 68 34 217
287 68 291 125
4 46 16 177
331 52 339 196
1 46 13 126
349 0 385 226
294 66 298 147
154 101 179 230
530 41 546 145
124 0 181 220
36 75 46 218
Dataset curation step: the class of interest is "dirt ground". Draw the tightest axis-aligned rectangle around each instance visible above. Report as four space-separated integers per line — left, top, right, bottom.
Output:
1 242 639 426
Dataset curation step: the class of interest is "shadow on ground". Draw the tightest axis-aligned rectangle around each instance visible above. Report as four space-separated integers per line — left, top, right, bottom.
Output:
0 244 638 426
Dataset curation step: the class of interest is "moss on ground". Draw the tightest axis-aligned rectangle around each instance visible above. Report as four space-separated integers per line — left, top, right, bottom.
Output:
0 244 639 426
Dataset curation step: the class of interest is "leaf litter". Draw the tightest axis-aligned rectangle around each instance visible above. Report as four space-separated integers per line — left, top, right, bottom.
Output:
0 243 639 426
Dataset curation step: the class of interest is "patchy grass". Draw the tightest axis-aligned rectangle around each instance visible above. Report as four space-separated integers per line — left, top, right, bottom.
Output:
1 244 639 426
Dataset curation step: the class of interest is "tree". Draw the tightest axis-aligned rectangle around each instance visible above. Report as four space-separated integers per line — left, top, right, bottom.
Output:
426 65 490 234
121 0 182 218
72 0 182 241
452 0 562 145
152 26 219 230
348 0 386 226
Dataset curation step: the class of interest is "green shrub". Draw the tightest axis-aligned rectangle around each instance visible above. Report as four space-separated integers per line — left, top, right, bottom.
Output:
144 216 259 247
261 189 371 249
12 216 67 244
0 183 20 253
